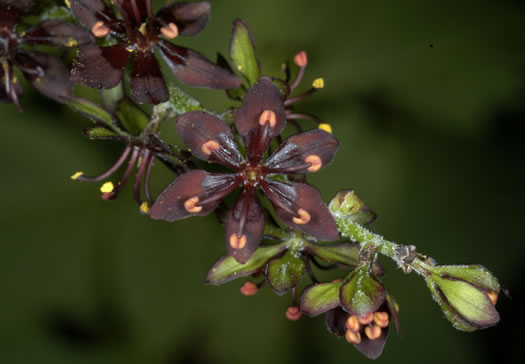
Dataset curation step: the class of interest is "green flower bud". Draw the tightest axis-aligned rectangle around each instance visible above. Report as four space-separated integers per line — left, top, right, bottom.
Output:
339 266 386 317
425 264 501 331
329 190 376 226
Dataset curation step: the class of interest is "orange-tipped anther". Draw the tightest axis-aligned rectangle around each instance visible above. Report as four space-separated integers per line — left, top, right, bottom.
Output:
305 154 322 172
229 234 247 249
292 208 311 225
345 315 361 333
345 330 362 344
358 312 374 325
240 281 258 296
286 306 302 321
91 21 110 38
488 290 498 305
201 140 220 155
160 22 179 39
259 110 277 128
294 51 308 67
373 312 389 328
364 325 382 341
184 197 202 213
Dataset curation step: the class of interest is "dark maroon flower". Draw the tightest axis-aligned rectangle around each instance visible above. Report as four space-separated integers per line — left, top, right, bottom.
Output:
150 77 340 263
69 0 241 104
0 0 92 110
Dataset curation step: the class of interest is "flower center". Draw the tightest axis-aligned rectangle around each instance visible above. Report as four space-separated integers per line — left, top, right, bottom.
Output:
241 164 264 187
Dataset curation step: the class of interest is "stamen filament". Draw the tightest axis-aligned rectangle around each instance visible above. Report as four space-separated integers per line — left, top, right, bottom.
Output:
133 150 151 205
286 112 322 124
284 88 318 107
144 155 155 205
76 146 132 183
107 147 140 198
289 65 306 91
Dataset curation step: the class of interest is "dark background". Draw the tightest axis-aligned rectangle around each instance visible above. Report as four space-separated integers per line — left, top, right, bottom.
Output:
1 0 523 363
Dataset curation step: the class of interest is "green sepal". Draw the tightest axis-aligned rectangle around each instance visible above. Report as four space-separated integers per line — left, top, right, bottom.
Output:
329 190 377 226
82 126 122 140
300 281 343 317
429 264 500 292
153 85 204 120
205 243 286 285
266 251 305 296
65 97 113 126
339 267 386 317
115 98 149 136
226 87 246 101
229 19 260 86
306 242 360 266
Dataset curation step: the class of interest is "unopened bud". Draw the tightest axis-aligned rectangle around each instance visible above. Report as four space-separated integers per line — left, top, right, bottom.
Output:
426 264 501 331
286 306 302 321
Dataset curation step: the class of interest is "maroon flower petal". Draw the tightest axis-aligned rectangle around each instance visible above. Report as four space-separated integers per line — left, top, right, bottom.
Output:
17 52 72 102
129 50 168 104
154 1 210 36
235 77 286 161
113 0 147 28
176 111 244 170
71 44 131 89
354 326 389 360
157 41 241 89
262 181 339 241
265 129 339 174
224 189 265 264
69 0 115 29
22 19 94 47
150 170 239 222
325 307 347 336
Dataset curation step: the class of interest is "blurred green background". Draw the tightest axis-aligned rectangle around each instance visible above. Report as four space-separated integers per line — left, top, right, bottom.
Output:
1 0 523 363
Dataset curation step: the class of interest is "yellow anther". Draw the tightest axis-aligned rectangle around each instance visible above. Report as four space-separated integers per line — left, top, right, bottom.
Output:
70 171 84 180
12 76 18 84
91 21 110 38
138 22 148 36
345 330 362 344
100 182 114 193
345 315 361 333
364 325 382 341
139 202 150 214
305 154 322 172
184 197 202 214
487 290 498 305
259 109 277 128
201 140 220 156
229 234 247 249
237 64 243 71
65 38 78 47
373 312 389 328
358 312 374 325
292 208 311 225
65 0 71 9
312 78 325 89
160 22 179 39
318 123 333 134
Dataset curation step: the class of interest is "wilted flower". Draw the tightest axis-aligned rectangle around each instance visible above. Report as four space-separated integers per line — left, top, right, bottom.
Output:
424 264 503 331
150 76 339 263
69 0 240 104
69 97 182 212
301 267 399 359
0 0 92 110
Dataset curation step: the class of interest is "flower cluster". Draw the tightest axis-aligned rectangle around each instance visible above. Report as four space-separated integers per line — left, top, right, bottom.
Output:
4 1 506 361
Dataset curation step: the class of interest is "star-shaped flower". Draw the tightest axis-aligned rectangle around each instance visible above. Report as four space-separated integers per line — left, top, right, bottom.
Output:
69 0 241 104
150 77 340 263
